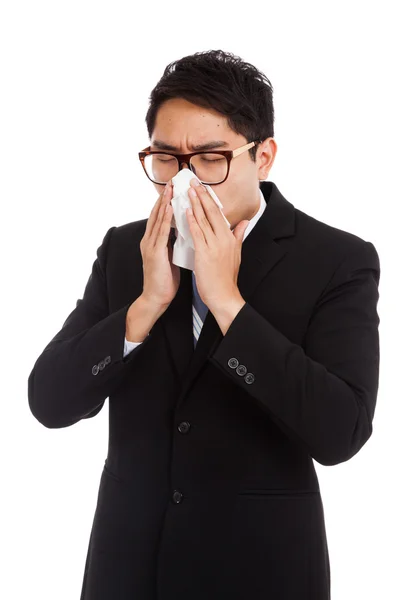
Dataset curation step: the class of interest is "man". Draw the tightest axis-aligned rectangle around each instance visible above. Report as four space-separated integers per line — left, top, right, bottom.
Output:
28 49 380 599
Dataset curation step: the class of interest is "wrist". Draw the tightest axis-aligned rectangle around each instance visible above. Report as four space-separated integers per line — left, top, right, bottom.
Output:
139 293 170 316
125 295 167 343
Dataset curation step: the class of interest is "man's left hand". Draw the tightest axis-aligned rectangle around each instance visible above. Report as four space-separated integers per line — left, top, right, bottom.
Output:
187 178 249 314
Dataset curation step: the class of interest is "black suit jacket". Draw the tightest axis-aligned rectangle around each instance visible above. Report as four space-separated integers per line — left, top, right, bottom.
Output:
28 181 380 599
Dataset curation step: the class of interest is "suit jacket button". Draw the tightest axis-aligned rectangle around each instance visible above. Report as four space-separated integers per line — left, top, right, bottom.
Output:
178 421 191 434
245 373 255 384
98 360 106 370
172 490 183 504
105 356 111 365
92 365 99 375
236 364 247 376
228 358 239 369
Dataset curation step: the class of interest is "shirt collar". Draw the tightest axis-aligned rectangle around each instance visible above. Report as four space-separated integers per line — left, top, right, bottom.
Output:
241 187 267 241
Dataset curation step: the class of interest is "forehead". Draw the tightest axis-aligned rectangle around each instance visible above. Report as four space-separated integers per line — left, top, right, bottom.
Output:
151 98 236 150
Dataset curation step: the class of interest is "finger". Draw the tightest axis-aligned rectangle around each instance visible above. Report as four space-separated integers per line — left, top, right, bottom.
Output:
190 183 226 239
188 186 211 244
144 181 171 236
148 181 172 242
151 184 172 243
186 205 205 248
155 202 174 248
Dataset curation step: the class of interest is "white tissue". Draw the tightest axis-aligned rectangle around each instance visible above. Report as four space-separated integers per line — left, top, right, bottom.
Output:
170 169 231 271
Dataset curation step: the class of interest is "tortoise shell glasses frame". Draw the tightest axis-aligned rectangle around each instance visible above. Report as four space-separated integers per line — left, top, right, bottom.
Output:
138 140 263 185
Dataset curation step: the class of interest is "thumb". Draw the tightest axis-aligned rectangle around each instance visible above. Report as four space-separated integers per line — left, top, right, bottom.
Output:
233 220 250 242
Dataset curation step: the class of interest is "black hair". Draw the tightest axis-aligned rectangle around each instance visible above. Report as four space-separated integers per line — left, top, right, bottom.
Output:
145 49 274 163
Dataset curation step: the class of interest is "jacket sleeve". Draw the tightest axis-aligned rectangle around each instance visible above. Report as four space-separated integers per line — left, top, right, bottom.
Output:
209 240 380 466
28 226 152 429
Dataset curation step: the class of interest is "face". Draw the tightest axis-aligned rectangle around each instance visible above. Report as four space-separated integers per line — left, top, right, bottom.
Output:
149 98 277 229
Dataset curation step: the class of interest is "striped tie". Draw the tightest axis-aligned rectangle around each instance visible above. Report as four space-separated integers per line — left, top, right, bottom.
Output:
192 271 209 348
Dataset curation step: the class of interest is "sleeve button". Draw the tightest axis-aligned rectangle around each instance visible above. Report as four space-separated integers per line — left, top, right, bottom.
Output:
92 365 99 375
228 358 239 369
244 373 255 384
236 364 247 376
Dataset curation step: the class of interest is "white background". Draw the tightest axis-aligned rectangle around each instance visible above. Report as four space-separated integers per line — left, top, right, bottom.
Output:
1 1 398 598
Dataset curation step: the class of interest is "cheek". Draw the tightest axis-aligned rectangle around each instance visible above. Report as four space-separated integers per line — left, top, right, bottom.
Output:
210 183 230 214
220 182 239 213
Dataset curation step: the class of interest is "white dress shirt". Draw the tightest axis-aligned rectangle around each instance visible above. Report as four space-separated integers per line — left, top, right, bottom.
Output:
123 186 267 357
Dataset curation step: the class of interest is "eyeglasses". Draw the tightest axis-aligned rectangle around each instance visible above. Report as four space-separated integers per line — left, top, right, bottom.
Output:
138 140 262 185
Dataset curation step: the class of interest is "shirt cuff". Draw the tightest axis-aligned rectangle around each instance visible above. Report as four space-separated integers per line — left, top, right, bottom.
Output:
123 335 147 357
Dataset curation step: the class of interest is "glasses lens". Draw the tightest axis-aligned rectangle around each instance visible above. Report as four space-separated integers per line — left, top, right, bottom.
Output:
190 153 228 184
144 154 179 184
144 153 228 184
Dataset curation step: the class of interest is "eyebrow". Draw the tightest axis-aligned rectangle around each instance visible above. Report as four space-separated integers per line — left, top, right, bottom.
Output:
152 139 229 152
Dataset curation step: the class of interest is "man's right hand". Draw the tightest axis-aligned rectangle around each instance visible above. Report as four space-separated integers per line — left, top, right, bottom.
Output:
140 179 180 310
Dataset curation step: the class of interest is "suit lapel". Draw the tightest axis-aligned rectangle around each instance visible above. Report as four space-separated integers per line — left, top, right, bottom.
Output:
160 181 297 406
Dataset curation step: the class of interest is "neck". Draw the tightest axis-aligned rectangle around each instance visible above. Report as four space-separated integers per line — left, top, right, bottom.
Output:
229 193 261 230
